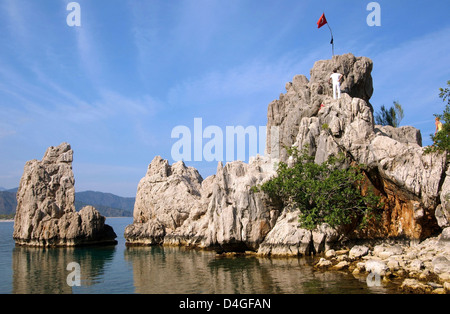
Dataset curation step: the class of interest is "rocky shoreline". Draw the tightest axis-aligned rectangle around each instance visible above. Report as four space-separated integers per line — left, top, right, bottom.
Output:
314 231 450 294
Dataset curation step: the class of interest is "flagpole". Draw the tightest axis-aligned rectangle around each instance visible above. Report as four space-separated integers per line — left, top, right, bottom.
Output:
327 23 334 57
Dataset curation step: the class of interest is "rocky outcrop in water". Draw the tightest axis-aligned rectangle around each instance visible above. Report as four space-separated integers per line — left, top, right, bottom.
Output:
125 155 278 252
13 143 117 247
266 53 446 241
125 53 448 256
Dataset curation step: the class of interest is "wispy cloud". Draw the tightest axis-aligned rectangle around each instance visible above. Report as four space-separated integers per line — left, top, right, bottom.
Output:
167 50 319 108
367 26 450 145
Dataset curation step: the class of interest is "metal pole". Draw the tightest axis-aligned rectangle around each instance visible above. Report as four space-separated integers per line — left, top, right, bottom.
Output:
327 23 334 56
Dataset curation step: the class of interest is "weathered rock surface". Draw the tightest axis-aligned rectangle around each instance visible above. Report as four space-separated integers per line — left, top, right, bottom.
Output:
315 236 450 293
125 53 448 257
266 53 446 240
125 155 279 252
13 143 117 247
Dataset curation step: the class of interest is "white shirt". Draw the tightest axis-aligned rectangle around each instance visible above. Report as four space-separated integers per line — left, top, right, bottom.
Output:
330 73 342 85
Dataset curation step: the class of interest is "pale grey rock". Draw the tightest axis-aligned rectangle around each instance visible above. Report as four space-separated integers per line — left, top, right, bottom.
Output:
125 154 279 252
386 258 401 271
311 223 339 253
401 279 433 294
373 244 404 259
409 259 425 271
315 258 332 268
257 209 312 256
124 156 205 246
374 125 422 146
438 227 450 246
435 205 449 229
437 168 450 228
200 157 279 251
13 143 117 247
432 256 450 275
349 245 370 259
365 259 388 276
325 249 336 258
332 261 349 270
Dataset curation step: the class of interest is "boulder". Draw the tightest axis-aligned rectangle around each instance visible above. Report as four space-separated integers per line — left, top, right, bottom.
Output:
349 245 369 259
373 244 404 258
365 259 388 276
257 209 312 256
432 256 450 275
13 143 117 247
438 227 450 246
374 125 422 146
401 279 433 294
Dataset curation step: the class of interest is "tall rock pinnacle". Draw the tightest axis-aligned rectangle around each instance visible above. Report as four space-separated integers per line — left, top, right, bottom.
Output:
13 143 117 247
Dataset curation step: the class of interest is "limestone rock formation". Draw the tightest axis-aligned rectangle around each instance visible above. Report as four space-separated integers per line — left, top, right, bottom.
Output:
13 143 117 247
124 156 205 246
125 53 448 255
125 155 278 251
266 53 446 240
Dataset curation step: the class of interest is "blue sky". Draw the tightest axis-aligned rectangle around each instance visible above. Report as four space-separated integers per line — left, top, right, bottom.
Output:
0 0 449 197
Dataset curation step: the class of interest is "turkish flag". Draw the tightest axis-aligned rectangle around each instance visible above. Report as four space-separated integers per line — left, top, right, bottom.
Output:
317 13 328 29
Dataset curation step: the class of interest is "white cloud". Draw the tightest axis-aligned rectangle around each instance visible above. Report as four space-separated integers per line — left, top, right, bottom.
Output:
367 26 450 145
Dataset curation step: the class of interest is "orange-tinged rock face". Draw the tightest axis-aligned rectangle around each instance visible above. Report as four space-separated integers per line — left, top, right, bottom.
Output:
357 174 440 241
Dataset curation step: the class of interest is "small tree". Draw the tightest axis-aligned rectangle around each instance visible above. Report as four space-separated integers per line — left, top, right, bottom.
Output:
252 147 381 231
375 101 404 127
426 80 450 158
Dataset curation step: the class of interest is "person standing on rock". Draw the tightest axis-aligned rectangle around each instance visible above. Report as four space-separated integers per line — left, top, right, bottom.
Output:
329 69 343 99
435 117 443 136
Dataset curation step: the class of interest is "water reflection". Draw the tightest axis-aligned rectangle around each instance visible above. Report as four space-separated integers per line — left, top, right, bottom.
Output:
124 246 398 294
12 245 116 294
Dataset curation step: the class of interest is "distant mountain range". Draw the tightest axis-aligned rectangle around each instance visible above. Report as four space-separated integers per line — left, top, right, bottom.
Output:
75 191 135 217
0 189 134 218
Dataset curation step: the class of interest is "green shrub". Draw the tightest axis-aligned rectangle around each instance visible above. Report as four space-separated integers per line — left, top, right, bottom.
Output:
253 146 381 231
425 80 450 159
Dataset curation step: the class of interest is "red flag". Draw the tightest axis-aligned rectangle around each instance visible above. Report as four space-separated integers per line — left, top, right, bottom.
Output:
317 13 327 29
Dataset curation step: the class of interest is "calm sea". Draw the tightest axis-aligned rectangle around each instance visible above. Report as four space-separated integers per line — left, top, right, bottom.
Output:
0 217 401 294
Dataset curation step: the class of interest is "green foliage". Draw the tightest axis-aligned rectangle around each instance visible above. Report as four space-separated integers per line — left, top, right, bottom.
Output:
374 101 404 127
253 147 381 231
0 214 14 220
425 81 450 158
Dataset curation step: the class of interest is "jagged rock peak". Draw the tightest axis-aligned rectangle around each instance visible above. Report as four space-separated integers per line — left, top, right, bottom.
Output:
13 143 117 247
266 53 374 161
267 53 446 240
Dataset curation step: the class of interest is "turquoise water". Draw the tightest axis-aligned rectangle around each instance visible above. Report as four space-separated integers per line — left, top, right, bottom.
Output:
0 218 400 294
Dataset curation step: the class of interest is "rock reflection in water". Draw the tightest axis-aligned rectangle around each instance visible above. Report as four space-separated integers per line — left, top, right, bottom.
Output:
124 246 396 294
12 246 115 294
